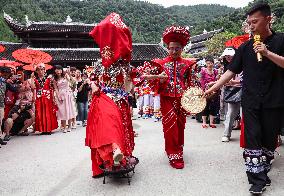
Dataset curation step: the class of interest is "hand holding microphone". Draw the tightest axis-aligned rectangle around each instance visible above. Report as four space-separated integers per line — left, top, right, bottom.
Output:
253 35 268 62
254 35 262 62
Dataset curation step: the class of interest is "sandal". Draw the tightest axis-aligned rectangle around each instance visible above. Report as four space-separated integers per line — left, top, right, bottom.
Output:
202 124 208 128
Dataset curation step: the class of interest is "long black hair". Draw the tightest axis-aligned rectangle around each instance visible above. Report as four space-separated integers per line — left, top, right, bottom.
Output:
53 65 64 81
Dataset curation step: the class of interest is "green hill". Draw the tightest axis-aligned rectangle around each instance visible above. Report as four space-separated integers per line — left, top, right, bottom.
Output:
0 0 283 43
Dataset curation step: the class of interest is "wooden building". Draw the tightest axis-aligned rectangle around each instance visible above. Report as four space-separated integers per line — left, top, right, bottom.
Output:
185 28 224 56
2 13 168 67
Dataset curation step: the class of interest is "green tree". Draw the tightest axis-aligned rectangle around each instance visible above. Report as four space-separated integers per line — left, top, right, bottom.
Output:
1 0 283 43
205 31 237 57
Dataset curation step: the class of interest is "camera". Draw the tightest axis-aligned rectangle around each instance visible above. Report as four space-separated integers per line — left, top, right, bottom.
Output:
23 103 32 111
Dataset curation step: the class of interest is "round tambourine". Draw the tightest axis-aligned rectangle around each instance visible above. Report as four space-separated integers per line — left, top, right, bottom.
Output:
181 87 206 114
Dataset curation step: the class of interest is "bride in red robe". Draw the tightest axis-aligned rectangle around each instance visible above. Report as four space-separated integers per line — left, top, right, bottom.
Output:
86 13 135 178
85 77 135 177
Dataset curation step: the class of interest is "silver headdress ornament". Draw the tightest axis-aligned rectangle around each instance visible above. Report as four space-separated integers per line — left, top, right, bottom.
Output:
88 58 132 85
92 59 104 76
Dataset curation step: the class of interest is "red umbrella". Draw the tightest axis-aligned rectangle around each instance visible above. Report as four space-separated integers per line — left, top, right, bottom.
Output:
0 64 17 69
44 64 54 70
12 49 52 64
23 64 53 71
225 34 250 49
0 60 23 67
0 45 5 53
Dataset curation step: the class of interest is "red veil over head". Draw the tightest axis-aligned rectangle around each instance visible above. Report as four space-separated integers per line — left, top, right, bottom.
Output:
89 13 132 68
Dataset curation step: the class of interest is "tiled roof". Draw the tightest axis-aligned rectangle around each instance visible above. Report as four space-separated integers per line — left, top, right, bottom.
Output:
35 44 167 62
4 13 96 33
2 14 168 62
0 43 168 62
190 41 206 50
3 13 25 32
25 23 95 33
132 43 168 61
0 41 28 60
189 28 224 43
32 48 100 61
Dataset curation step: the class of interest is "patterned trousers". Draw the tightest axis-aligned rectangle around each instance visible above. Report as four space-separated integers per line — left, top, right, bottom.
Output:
160 96 187 161
242 107 282 185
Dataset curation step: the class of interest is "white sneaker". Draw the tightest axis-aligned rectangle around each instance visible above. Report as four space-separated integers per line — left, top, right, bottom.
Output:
63 129 67 133
221 136 230 142
67 128 71 132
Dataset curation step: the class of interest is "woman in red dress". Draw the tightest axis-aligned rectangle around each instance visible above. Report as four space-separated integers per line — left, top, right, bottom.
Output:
87 13 135 178
33 64 58 134
85 72 135 178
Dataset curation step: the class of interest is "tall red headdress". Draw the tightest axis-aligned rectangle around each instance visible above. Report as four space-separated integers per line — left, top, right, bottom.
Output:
89 13 132 68
163 25 190 47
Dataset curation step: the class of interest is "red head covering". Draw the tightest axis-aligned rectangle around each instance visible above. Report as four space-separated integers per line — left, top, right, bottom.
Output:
89 13 132 68
163 25 190 47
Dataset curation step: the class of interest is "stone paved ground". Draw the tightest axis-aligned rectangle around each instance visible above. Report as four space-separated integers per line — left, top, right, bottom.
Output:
0 115 283 196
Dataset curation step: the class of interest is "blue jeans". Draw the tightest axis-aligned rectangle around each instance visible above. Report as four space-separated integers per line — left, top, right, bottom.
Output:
77 102 88 122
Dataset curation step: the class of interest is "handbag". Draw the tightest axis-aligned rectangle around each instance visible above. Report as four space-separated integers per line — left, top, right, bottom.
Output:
223 86 242 103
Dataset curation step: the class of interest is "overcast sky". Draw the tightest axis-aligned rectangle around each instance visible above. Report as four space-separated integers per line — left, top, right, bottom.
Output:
141 0 253 8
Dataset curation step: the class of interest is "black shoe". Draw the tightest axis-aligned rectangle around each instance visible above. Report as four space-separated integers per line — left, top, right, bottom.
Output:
232 126 241 130
0 138 7 145
92 173 104 178
249 184 266 194
17 132 29 136
40 132 52 135
266 176 271 186
3 135 11 141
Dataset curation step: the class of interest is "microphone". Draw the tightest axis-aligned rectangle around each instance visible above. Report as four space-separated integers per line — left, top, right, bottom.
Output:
254 35 262 62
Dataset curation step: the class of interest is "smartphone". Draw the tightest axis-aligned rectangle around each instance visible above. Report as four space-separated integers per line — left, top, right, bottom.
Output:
12 74 21 79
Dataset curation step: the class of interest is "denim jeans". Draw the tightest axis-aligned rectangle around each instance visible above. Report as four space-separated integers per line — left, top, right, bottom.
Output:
77 102 88 122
